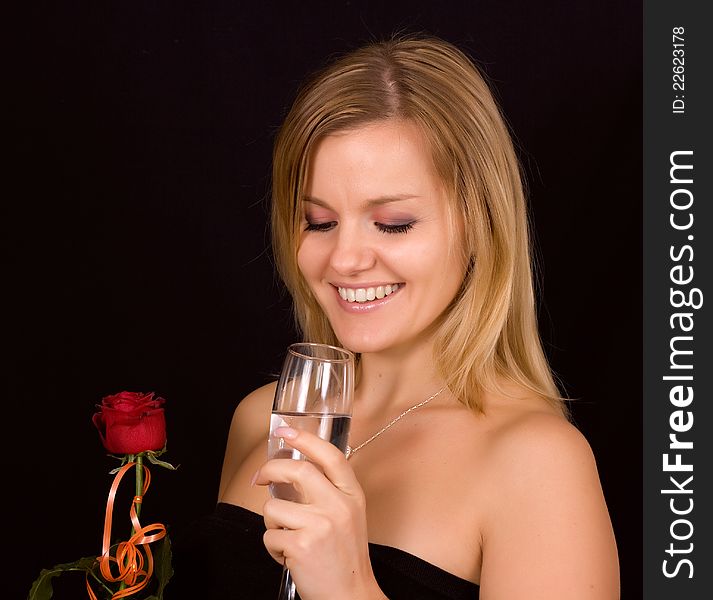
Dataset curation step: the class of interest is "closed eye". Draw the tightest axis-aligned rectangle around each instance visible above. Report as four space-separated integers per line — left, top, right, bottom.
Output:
305 221 336 232
304 221 415 234
376 221 415 234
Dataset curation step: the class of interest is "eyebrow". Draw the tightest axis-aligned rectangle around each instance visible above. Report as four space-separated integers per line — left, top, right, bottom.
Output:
303 194 420 209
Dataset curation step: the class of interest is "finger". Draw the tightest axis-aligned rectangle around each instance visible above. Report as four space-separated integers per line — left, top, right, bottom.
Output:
262 527 290 566
262 497 320 531
263 522 327 571
255 457 338 504
271 426 362 495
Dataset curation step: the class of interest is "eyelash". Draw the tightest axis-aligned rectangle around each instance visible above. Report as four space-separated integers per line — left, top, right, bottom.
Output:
377 222 414 234
304 221 415 234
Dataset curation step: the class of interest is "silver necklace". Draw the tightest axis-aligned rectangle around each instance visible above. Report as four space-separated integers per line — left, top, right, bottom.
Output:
345 387 446 459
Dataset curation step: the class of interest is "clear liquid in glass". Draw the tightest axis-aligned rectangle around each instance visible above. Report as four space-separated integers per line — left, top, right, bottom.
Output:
268 412 351 501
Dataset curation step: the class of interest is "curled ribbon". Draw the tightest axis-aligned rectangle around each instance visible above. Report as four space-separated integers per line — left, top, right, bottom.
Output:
86 461 167 599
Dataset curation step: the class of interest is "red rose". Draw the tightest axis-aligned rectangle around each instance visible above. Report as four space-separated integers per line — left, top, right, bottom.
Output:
93 391 167 454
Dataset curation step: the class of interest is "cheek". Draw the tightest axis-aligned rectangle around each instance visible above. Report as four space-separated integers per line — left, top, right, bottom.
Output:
397 235 451 272
296 247 310 282
410 237 466 294
297 240 324 283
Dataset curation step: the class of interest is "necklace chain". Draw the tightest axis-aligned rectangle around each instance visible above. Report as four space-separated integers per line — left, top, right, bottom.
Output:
345 387 446 459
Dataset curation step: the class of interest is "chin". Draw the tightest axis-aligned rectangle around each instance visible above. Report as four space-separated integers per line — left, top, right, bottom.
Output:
333 328 403 355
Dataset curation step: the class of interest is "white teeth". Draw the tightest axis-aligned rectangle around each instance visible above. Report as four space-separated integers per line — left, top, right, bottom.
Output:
337 284 401 304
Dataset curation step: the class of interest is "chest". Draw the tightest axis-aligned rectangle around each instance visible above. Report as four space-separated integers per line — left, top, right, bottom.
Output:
349 425 486 583
224 415 487 584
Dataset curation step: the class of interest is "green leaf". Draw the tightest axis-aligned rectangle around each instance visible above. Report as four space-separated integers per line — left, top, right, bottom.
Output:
106 453 131 473
153 534 174 598
145 452 179 470
147 444 167 457
27 556 99 600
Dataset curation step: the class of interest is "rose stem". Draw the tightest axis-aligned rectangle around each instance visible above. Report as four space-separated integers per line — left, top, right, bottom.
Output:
135 454 143 524
119 455 143 592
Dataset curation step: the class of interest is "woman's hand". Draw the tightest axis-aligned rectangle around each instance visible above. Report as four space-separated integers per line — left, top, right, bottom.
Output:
253 426 385 600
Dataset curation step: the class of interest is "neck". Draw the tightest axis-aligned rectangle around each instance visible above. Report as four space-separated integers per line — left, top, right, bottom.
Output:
354 335 447 417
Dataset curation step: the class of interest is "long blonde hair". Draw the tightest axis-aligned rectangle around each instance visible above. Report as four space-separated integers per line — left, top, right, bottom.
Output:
271 35 566 415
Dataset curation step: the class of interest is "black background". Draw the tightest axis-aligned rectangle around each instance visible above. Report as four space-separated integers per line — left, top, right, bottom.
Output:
9 1 642 598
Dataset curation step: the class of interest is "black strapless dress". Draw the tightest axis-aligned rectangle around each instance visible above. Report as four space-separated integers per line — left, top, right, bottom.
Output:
168 502 480 599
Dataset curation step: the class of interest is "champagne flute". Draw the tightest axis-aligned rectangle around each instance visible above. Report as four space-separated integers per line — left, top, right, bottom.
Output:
269 342 355 600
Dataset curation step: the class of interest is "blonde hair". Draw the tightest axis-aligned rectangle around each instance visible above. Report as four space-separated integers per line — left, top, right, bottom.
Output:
271 35 566 415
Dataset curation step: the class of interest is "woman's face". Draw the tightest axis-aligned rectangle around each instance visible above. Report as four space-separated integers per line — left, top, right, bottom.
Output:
297 120 467 355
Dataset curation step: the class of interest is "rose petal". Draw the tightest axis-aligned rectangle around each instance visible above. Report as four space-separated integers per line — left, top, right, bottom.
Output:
102 408 167 454
95 392 168 454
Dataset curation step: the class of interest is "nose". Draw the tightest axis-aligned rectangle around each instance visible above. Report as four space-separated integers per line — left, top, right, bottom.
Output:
328 224 377 276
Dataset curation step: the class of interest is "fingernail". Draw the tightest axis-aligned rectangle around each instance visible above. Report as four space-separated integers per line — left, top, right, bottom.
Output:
274 427 298 439
249 470 259 487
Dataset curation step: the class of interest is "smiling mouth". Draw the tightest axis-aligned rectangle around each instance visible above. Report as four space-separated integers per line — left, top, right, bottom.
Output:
336 284 401 303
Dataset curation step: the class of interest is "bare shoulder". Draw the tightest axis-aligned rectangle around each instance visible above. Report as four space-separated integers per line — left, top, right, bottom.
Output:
477 402 620 598
217 381 277 500
475 383 596 476
491 409 597 477
231 381 277 430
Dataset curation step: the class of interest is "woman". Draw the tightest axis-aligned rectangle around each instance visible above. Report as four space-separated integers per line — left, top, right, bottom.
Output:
173 35 619 599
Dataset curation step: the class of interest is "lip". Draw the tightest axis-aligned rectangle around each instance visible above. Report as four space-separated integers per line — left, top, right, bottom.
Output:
330 281 402 289
331 283 404 313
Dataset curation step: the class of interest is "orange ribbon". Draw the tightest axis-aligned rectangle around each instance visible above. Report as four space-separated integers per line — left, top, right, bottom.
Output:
86 461 167 599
